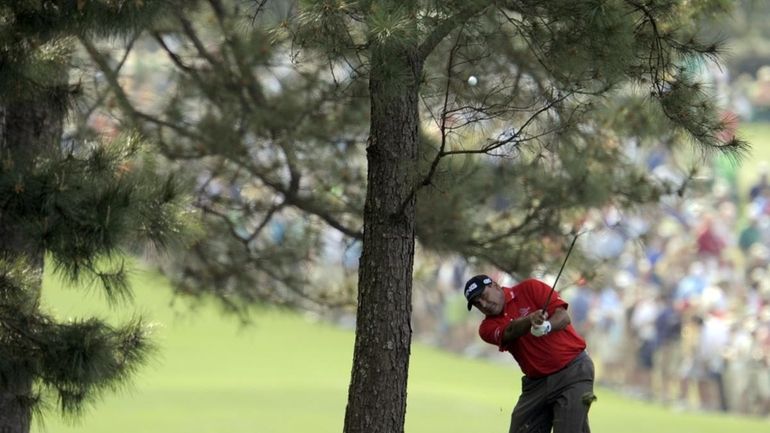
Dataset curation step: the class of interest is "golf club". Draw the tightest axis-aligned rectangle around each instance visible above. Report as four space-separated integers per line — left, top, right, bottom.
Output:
542 231 584 312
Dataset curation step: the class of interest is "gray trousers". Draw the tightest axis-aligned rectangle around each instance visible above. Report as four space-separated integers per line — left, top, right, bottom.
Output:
509 352 595 433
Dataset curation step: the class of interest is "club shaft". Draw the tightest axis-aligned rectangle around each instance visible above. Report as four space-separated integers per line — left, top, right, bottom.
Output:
542 233 579 312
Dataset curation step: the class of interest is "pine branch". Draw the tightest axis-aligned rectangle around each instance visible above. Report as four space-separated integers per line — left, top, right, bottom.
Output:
418 2 491 61
474 200 548 246
77 36 140 123
437 90 572 158
80 34 139 125
237 158 363 239
497 6 560 85
150 30 235 109
84 35 363 241
249 0 271 24
74 43 210 145
206 0 267 107
179 239 355 315
624 0 667 93
398 29 464 217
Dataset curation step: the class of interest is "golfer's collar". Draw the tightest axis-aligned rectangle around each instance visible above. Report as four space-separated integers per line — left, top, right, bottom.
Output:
504 287 515 304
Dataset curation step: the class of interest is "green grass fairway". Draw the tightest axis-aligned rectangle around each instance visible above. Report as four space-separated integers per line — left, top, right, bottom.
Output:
34 269 770 433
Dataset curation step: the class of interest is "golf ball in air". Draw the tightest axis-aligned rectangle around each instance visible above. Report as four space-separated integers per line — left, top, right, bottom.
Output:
467 75 478 86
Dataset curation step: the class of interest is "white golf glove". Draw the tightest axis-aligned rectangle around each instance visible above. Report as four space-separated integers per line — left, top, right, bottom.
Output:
530 321 552 337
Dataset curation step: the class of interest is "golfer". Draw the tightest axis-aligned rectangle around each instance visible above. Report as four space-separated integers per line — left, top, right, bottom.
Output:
464 274 596 433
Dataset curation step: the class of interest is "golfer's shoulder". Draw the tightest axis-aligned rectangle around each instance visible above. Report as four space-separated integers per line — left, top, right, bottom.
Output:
513 278 550 291
479 312 508 336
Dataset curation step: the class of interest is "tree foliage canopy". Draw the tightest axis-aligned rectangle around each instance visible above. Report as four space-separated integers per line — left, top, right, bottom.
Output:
0 1 194 427
78 0 745 314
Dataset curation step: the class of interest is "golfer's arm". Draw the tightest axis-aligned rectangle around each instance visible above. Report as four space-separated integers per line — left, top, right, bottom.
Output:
548 308 571 331
499 308 571 344
500 317 534 344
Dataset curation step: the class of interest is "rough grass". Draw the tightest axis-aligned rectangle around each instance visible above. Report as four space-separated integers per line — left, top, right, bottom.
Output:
33 267 770 433
734 122 770 195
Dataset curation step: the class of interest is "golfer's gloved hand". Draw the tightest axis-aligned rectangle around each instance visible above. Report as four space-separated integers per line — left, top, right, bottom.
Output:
530 320 552 337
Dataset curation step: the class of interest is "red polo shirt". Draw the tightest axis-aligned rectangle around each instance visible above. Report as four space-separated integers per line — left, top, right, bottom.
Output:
479 279 586 378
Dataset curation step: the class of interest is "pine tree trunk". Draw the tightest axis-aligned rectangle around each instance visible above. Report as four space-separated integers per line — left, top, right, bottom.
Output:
342 40 422 433
0 93 64 433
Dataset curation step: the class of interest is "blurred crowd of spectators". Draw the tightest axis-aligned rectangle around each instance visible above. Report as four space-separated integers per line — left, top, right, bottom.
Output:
569 184 770 416
415 161 770 418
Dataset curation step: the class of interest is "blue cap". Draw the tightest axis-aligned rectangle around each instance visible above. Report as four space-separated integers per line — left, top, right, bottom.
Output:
464 275 492 310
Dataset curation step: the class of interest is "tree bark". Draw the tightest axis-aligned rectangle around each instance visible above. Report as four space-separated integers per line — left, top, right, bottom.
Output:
0 91 64 433
342 41 423 433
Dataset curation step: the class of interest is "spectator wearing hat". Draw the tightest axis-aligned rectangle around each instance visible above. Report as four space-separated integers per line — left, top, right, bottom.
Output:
464 275 595 433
